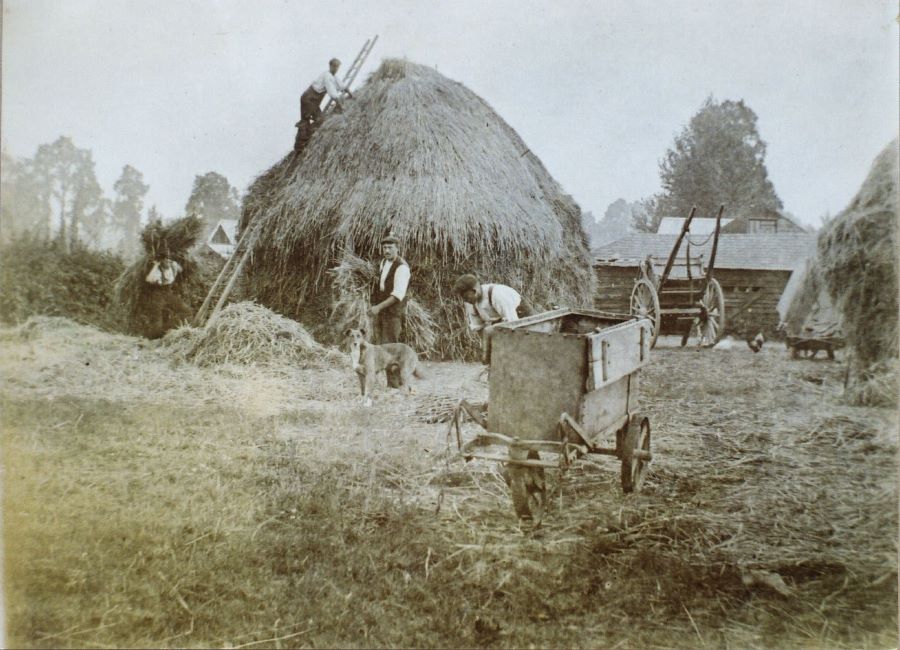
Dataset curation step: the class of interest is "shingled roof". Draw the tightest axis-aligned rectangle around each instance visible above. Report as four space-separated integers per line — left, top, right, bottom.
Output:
593 233 816 271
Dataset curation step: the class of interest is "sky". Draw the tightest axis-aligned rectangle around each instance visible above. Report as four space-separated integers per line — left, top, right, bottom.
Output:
2 0 898 228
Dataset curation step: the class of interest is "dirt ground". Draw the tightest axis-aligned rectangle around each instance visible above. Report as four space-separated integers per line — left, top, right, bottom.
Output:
2 318 897 648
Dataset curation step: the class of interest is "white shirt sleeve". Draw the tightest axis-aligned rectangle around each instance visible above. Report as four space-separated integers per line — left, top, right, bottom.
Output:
390 264 410 301
324 73 345 100
465 303 485 332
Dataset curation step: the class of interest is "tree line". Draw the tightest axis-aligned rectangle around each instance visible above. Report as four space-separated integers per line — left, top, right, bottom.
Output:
1 136 241 259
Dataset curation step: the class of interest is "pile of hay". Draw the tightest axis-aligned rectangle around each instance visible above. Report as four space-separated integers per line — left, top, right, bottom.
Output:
818 138 898 405
163 301 343 368
113 215 222 338
239 58 595 360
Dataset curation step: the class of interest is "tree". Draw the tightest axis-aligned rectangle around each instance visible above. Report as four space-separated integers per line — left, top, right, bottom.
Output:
639 97 782 232
184 172 240 237
1 151 51 242
31 136 105 251
111 165 149 259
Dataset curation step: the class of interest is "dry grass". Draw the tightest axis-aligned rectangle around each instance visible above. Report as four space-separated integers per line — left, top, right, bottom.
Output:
163 301 345 368
818 137 898 401
240 58 594 359
2 319 896 648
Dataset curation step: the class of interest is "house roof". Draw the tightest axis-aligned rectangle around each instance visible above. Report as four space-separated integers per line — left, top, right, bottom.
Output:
657 217 734 234
208 219 239 243
593 232 816 271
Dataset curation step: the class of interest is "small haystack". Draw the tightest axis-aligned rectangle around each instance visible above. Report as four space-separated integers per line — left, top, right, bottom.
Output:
113 215 222 338
163 301 343 368
240 59 595 359
818 138 898 404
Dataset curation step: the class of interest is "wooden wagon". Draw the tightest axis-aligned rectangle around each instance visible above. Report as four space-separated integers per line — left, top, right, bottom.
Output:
451 309 653 524
630 206 726 348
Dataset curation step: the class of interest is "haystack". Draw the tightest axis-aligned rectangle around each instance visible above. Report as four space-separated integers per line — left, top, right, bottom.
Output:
240 59 595 359
113 215 223 338
818 137 898 404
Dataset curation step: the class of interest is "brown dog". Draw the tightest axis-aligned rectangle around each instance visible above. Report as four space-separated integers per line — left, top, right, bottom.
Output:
344 328 423 406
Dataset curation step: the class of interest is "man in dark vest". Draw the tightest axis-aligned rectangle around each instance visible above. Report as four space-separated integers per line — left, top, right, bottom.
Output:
369 233 410 345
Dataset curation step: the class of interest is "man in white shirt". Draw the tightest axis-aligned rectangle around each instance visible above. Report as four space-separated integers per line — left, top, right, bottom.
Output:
295 58 353 151
369 233 410 345
452 274 534 363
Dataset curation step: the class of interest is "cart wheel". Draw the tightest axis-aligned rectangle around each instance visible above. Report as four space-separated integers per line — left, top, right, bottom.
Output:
621 417 651 494
698 278 725 347
507 449 546 525
631 278 660 348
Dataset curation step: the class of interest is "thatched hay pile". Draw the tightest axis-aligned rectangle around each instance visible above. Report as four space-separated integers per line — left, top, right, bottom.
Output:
818 138 898 405
163 301 343 368
113 215 223 338
240 58 595 359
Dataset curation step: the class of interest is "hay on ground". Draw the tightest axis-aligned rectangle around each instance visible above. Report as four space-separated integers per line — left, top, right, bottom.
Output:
162 301 343 368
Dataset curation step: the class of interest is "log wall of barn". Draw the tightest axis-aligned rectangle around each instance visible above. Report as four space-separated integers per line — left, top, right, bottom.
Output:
593 265 792 338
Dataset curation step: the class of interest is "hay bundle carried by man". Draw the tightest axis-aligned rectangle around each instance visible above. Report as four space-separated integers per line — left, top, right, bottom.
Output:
239 58 595 360
113 215 215 339
818 138 898 405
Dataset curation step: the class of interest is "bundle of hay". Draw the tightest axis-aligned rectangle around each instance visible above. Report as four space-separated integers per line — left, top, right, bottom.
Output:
113 215 221 338
818 138 898 405
163 301 343 368
329 251 438 356
239 58 595 360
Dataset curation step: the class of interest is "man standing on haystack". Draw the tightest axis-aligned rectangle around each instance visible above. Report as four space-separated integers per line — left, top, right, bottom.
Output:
295 58 352 151
452 274 534 364
369 233 410 345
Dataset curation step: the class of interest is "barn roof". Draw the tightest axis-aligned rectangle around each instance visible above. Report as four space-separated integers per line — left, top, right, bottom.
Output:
593 233 816 271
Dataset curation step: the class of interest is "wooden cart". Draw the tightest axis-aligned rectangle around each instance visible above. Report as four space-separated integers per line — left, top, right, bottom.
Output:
451 309 653 524
630 206 726 348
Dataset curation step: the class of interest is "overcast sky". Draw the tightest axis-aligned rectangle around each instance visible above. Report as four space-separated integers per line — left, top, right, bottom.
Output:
2 0 898 227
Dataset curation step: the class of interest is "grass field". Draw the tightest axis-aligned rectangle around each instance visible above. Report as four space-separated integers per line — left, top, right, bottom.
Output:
2 318 897 648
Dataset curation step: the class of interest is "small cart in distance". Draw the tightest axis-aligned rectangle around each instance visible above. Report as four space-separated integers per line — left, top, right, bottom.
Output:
452 309 653 524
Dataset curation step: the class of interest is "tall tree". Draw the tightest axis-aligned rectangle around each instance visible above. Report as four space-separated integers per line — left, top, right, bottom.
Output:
111 165 150 259
31 136 105 251
638 97 782 232
184 172 240 237
0 152 52 242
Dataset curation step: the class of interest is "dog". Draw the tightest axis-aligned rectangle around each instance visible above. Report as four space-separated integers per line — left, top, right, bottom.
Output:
343 328 423 406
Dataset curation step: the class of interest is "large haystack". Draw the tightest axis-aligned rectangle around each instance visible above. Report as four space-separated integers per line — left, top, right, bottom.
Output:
240 59 595 359
818 137 898 403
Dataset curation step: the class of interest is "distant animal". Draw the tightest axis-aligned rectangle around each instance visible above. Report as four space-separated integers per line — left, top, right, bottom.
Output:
344 328 423 406
747 332 765 353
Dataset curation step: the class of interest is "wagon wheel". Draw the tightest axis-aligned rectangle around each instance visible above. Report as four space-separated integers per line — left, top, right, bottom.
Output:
682 278 726 348
620 416 651 494
507 449 546 525
630 279 660 348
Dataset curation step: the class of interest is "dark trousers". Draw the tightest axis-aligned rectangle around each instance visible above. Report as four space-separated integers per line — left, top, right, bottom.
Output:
300 86 326 123
374 314 402 345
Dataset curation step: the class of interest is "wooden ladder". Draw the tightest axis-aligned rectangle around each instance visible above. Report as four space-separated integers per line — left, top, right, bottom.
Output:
322 35 379 113
194 37 379 328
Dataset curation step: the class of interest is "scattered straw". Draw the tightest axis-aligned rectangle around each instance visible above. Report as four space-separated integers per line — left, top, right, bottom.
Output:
163 301 344 367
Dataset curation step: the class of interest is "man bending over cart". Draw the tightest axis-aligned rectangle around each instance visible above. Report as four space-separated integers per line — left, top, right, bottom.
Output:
452 274 534 364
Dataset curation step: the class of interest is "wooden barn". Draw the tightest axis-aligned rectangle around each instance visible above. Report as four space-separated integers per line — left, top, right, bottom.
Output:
592 232 816 338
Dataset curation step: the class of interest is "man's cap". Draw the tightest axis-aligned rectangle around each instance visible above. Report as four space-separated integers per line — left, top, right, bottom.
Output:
381 232 399 245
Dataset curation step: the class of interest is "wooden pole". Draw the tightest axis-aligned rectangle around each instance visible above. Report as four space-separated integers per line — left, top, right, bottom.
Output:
659 206 696 288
